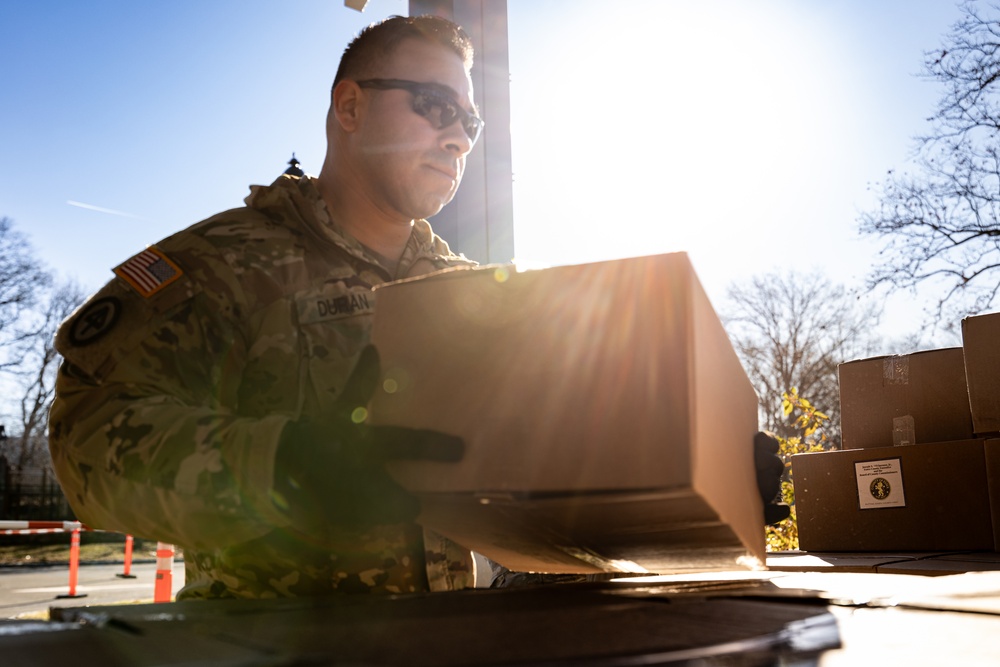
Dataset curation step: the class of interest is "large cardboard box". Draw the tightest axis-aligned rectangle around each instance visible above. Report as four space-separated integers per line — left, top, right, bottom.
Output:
793 439 1000 552
368 253 765 574
838 348 974 450
962 312 1000 435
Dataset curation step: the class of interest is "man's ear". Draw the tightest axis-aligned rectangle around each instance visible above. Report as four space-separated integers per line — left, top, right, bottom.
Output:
331 80 364 133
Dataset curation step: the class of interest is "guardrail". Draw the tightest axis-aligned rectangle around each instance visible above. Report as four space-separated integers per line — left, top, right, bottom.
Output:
0 520 83 535
0 520 175 602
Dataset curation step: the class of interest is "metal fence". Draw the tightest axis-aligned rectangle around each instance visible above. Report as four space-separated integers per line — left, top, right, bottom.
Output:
0 459 74 521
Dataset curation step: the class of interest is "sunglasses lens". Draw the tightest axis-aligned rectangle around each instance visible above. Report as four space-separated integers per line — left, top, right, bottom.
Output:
438 101 459 128
413 91 481 143
412 92 447 127
463 117 483 144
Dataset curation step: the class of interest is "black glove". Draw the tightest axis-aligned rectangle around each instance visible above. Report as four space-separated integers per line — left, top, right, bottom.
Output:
273 345 463 530
754 431 790 526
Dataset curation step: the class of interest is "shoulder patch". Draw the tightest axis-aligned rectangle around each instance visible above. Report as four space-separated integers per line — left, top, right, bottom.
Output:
67 296 121 346
114 247 183 297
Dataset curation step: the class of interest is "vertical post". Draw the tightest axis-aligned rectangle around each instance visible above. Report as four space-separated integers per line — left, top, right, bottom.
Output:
0 458 7 518
409 0 515 265
154 542 175 603
117 534 136 579
55 528 87 599
67 528 80 597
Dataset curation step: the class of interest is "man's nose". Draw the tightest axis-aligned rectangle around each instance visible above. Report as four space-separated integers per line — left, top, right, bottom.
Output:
440 120 473 156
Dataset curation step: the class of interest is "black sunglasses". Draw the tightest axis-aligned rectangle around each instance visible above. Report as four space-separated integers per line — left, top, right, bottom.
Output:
355 78 484 146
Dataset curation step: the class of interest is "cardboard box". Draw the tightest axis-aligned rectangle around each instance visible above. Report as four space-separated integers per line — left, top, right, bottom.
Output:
368 252 764 574
838 348 974 449
962 312 1000 435
792 439 1000 552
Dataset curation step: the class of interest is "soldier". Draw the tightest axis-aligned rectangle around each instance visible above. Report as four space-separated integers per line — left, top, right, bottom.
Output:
49 15 482 598
49 14 787 600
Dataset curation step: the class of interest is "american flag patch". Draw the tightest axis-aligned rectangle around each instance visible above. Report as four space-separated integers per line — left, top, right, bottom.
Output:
114 247 183 297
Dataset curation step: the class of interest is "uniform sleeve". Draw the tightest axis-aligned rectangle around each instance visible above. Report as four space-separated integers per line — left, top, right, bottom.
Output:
48 242 293 551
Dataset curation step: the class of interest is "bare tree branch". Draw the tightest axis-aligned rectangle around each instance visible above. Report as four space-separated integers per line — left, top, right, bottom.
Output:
863 2 1000 325
8 281 88 470
0 217 82 471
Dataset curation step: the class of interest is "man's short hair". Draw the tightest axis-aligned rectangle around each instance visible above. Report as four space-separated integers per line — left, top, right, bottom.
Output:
333 15 474 89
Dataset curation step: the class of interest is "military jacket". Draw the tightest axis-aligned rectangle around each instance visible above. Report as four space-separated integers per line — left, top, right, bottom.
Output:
49 175 478 598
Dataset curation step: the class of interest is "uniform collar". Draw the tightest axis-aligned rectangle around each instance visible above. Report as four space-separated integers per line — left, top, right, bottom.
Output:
245 174 457 279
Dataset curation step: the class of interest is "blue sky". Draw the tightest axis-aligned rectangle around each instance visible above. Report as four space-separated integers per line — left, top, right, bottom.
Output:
0 0 972 347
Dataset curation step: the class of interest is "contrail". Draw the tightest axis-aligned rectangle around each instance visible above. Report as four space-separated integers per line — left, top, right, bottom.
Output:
67 200 143 219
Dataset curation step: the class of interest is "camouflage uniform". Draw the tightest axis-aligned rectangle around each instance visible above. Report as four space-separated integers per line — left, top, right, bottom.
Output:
49 174 477 599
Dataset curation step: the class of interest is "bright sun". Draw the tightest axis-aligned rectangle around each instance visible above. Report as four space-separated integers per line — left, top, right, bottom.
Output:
509 1 858 288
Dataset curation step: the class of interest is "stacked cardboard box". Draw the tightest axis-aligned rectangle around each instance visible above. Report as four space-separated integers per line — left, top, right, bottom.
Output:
368 253 766 574
837 348 973 449
794 312 1000 552
794 438 1000 551
963 312 1000 434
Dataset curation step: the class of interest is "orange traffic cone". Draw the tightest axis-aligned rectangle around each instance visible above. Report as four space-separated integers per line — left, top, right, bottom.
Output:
154 542 174 603
116 534 136 579
55 528 87 599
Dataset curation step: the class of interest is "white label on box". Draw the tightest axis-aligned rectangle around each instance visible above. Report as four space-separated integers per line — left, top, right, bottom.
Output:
855 458 905 509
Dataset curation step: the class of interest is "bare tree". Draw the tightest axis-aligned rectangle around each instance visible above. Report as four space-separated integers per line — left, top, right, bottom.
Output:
861 1 1000 326
6 281 88 471
0 216 75 470
724 271 881 445
0 217 52 370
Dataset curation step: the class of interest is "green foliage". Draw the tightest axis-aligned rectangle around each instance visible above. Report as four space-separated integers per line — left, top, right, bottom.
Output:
765 388 832 552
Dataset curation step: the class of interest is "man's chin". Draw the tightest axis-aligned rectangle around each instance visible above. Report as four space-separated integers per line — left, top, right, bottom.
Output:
414 195 456 221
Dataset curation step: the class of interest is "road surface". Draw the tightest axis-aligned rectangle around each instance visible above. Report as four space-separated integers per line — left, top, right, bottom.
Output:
0 561 185 619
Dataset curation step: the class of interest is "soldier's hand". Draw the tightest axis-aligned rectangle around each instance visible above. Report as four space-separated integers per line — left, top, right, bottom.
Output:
273 345 463 530
754 431 790 526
